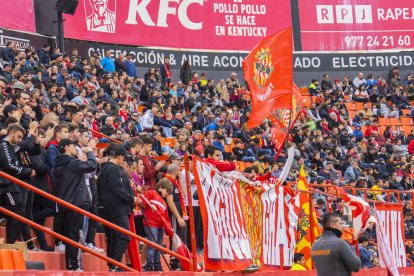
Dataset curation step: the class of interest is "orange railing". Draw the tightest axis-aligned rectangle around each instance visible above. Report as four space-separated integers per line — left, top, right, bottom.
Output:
0 170 193 271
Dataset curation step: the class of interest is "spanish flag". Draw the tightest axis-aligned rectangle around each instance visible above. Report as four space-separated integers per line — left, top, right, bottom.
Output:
295 166 320 270
242 28 293 129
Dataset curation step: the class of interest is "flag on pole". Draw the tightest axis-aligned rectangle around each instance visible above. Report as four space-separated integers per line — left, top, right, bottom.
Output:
338 188 371 240
295 166 320 270
243 28 293 129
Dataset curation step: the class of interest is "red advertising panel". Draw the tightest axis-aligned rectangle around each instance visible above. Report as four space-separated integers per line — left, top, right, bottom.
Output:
63 0 291 51
298 0 414 51
0 0 35 33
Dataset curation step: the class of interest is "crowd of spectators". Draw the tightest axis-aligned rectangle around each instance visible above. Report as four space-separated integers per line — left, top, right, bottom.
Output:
0 40 413 270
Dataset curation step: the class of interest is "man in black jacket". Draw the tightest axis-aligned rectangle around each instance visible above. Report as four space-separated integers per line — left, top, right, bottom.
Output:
311 213 361 276
52 138 97 271
0 124 36 243
98 143 137 272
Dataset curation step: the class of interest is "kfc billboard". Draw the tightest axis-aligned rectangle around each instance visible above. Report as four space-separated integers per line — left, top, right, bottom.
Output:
298 0 414 51
0 0 35 33
63 0 291 51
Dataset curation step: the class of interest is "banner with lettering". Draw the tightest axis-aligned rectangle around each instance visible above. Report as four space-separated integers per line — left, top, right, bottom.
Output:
63 0 291 51
374 203 406 268
0 0 35 33
193 157 298 271
297 0 414 51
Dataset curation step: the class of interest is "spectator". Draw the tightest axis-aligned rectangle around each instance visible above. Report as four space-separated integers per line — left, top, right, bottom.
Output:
52 138 97 271
311 213 361 275
97 143 136 272
101 50 115 73
290 253 307 271
358 234 373 268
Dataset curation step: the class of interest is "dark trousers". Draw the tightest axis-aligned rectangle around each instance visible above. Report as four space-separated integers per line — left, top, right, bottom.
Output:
85 181 98 244
105 214 131 268
170 205 187 266
62 210 84 270
53 209 65 246
193 206 203 250
21 189 34 247
32 197 55 248
0 191 25 243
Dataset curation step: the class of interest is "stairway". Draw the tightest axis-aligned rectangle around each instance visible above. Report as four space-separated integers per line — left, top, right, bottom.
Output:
0 217 203 272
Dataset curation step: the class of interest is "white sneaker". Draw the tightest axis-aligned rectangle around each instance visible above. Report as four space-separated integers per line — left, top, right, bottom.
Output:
55 242 66 252
87 243 104 254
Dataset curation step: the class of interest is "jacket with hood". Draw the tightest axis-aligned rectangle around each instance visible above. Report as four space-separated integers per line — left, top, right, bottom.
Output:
52 151 97 209
0 138 34 193
97 162 134 218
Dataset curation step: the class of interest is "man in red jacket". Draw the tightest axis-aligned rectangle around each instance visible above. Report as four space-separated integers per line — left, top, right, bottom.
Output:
139 137 164 190
204 145 236 172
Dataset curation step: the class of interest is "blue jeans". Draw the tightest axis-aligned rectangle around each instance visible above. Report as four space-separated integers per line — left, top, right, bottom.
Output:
144 226 164 270
162 127 173 138
242 149 256 162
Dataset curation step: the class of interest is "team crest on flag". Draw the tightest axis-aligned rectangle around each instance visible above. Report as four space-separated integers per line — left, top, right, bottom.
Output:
253 48 274 88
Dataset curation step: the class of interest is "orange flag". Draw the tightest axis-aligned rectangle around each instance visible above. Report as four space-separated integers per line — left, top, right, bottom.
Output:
242 28 293 129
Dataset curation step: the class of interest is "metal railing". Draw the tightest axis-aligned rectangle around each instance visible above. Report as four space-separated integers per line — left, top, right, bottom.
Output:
0 170 193 271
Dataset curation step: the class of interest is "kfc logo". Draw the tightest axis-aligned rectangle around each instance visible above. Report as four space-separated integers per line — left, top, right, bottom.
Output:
85 0 116 33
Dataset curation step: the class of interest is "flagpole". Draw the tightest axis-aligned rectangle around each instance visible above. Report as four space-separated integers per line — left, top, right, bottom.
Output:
273 111 304 161
137 196 172 271
184 155 198 272
308 187 316 270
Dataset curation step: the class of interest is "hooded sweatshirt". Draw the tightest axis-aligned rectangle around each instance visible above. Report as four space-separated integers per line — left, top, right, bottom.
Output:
52 151 97 209
97 162 134 218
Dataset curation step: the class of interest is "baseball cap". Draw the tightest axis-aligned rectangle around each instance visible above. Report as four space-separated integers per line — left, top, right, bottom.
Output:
169 153 183 163
214 117 224 123
12 81 24 90
3 104 18 117
58 139 77 153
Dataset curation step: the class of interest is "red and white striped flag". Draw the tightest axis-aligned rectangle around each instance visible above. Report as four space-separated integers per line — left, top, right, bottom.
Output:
338 188 371 240
373 208 400 276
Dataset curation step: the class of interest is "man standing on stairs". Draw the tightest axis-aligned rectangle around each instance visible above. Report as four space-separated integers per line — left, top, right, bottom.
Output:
52 138 97 271
0 124 36 244
98 143 139 272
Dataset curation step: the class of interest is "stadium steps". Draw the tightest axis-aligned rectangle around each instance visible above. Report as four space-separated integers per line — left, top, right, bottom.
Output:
0 218 204 271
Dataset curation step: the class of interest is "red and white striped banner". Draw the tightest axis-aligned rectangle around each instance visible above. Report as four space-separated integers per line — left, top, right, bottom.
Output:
193 157 298 271
374 203 406 271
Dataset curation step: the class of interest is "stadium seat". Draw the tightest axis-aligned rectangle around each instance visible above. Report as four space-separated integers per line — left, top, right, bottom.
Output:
401 117 413 125
299 86 309 95
354 102 364 111
361 126 367 134
402 125 413 133
388 118 401 126
379 118 390 126
345 102 355 111
402 109 412 116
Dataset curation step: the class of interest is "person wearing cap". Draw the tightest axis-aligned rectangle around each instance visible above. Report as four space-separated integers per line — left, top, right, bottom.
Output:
52 138 97 271
97 143 138 272
204 117 224 133
169 153 183 165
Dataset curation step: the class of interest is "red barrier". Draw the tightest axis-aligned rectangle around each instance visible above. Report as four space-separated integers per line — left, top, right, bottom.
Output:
1 268 414 275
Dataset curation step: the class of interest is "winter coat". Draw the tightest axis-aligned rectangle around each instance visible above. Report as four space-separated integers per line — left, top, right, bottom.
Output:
52 152 97 209
97 162 134 218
